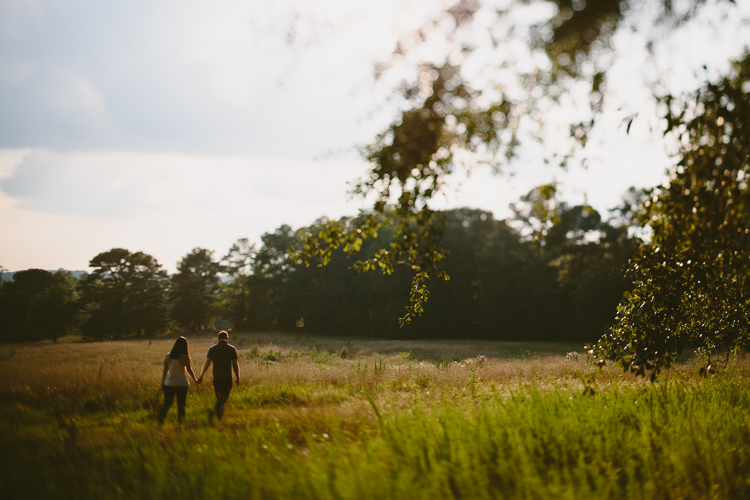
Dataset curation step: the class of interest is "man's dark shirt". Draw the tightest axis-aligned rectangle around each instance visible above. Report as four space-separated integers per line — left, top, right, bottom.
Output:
207 341 238 383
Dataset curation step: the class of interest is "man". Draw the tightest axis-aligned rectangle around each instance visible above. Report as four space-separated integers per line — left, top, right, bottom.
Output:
198 330 240 421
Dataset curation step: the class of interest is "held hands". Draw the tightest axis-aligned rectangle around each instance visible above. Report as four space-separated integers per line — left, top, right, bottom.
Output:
235 378 240 387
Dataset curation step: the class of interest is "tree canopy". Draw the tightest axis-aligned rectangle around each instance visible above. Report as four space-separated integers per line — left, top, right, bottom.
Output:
78 248 170 339
170 248 224 331
265 203 637 340
0 269 80 342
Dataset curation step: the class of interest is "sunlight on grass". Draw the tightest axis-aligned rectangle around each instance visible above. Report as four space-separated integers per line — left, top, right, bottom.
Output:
2 332 750 499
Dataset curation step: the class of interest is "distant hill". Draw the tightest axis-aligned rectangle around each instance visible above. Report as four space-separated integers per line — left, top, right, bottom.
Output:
1 269 88 282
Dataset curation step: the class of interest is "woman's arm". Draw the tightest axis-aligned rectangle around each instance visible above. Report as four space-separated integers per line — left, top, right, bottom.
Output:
184 356 199 384
161 354 170 386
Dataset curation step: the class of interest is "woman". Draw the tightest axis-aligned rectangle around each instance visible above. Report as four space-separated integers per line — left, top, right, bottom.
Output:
157 336 199 425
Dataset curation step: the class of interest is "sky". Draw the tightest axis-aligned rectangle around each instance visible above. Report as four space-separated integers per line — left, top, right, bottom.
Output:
1 0 749 273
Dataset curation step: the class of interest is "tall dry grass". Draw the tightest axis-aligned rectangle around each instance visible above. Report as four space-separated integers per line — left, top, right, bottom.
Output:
3 332 750 499
2 332 746 409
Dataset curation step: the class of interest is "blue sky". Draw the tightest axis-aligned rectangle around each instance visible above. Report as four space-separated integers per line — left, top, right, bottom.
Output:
1 0 748 272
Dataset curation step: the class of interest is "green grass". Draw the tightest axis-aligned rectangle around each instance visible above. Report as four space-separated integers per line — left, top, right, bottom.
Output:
2 332 750 499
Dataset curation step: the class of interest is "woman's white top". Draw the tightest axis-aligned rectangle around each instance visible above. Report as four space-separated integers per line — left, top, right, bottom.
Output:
164 354 190 387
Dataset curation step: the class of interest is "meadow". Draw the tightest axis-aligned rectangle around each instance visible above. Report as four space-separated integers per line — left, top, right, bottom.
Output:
1 331 750 499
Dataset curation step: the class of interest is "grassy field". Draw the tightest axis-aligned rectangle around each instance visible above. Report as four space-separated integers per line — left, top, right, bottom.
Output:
2 331 750 499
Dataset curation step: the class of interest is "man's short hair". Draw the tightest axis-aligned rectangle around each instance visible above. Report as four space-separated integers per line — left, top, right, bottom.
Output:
218 330 229 340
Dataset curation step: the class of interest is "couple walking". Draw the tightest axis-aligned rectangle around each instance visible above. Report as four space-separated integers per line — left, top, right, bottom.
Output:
158 330 240 425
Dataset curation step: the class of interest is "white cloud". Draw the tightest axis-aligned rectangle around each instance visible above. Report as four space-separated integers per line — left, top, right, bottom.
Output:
0 0 432 155
50 71 108 116
0 148 30 180
0 148 367 272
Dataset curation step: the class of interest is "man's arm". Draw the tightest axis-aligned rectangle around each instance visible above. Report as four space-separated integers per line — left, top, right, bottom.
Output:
232 359 240 386
198 357 212 383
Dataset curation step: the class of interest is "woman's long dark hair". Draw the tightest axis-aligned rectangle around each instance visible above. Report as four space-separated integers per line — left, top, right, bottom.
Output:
169 337 189 359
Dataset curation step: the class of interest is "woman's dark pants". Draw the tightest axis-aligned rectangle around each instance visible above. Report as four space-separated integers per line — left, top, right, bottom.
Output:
158 385 188 424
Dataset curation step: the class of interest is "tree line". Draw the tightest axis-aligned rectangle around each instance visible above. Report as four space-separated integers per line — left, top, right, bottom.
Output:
0 247 220 342
0 193 640 343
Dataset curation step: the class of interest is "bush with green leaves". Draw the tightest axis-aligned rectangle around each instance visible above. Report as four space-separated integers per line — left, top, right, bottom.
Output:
591 54 750 379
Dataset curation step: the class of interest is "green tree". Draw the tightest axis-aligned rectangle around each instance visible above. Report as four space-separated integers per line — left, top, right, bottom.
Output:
27 271 81 342
545 205 638 340
224 196 638 340
290 216 410 337
79 248 170 339
0 269 80 342
0 269 50 341
592 54 750 378
405 208 528 339
170 248 224 331
287 204 634 340
246 225 301 330
494 184 639 340
220 238 256 329
218 227 301 332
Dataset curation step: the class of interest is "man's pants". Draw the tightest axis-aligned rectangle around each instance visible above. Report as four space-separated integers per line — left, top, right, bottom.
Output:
213 380 232 420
